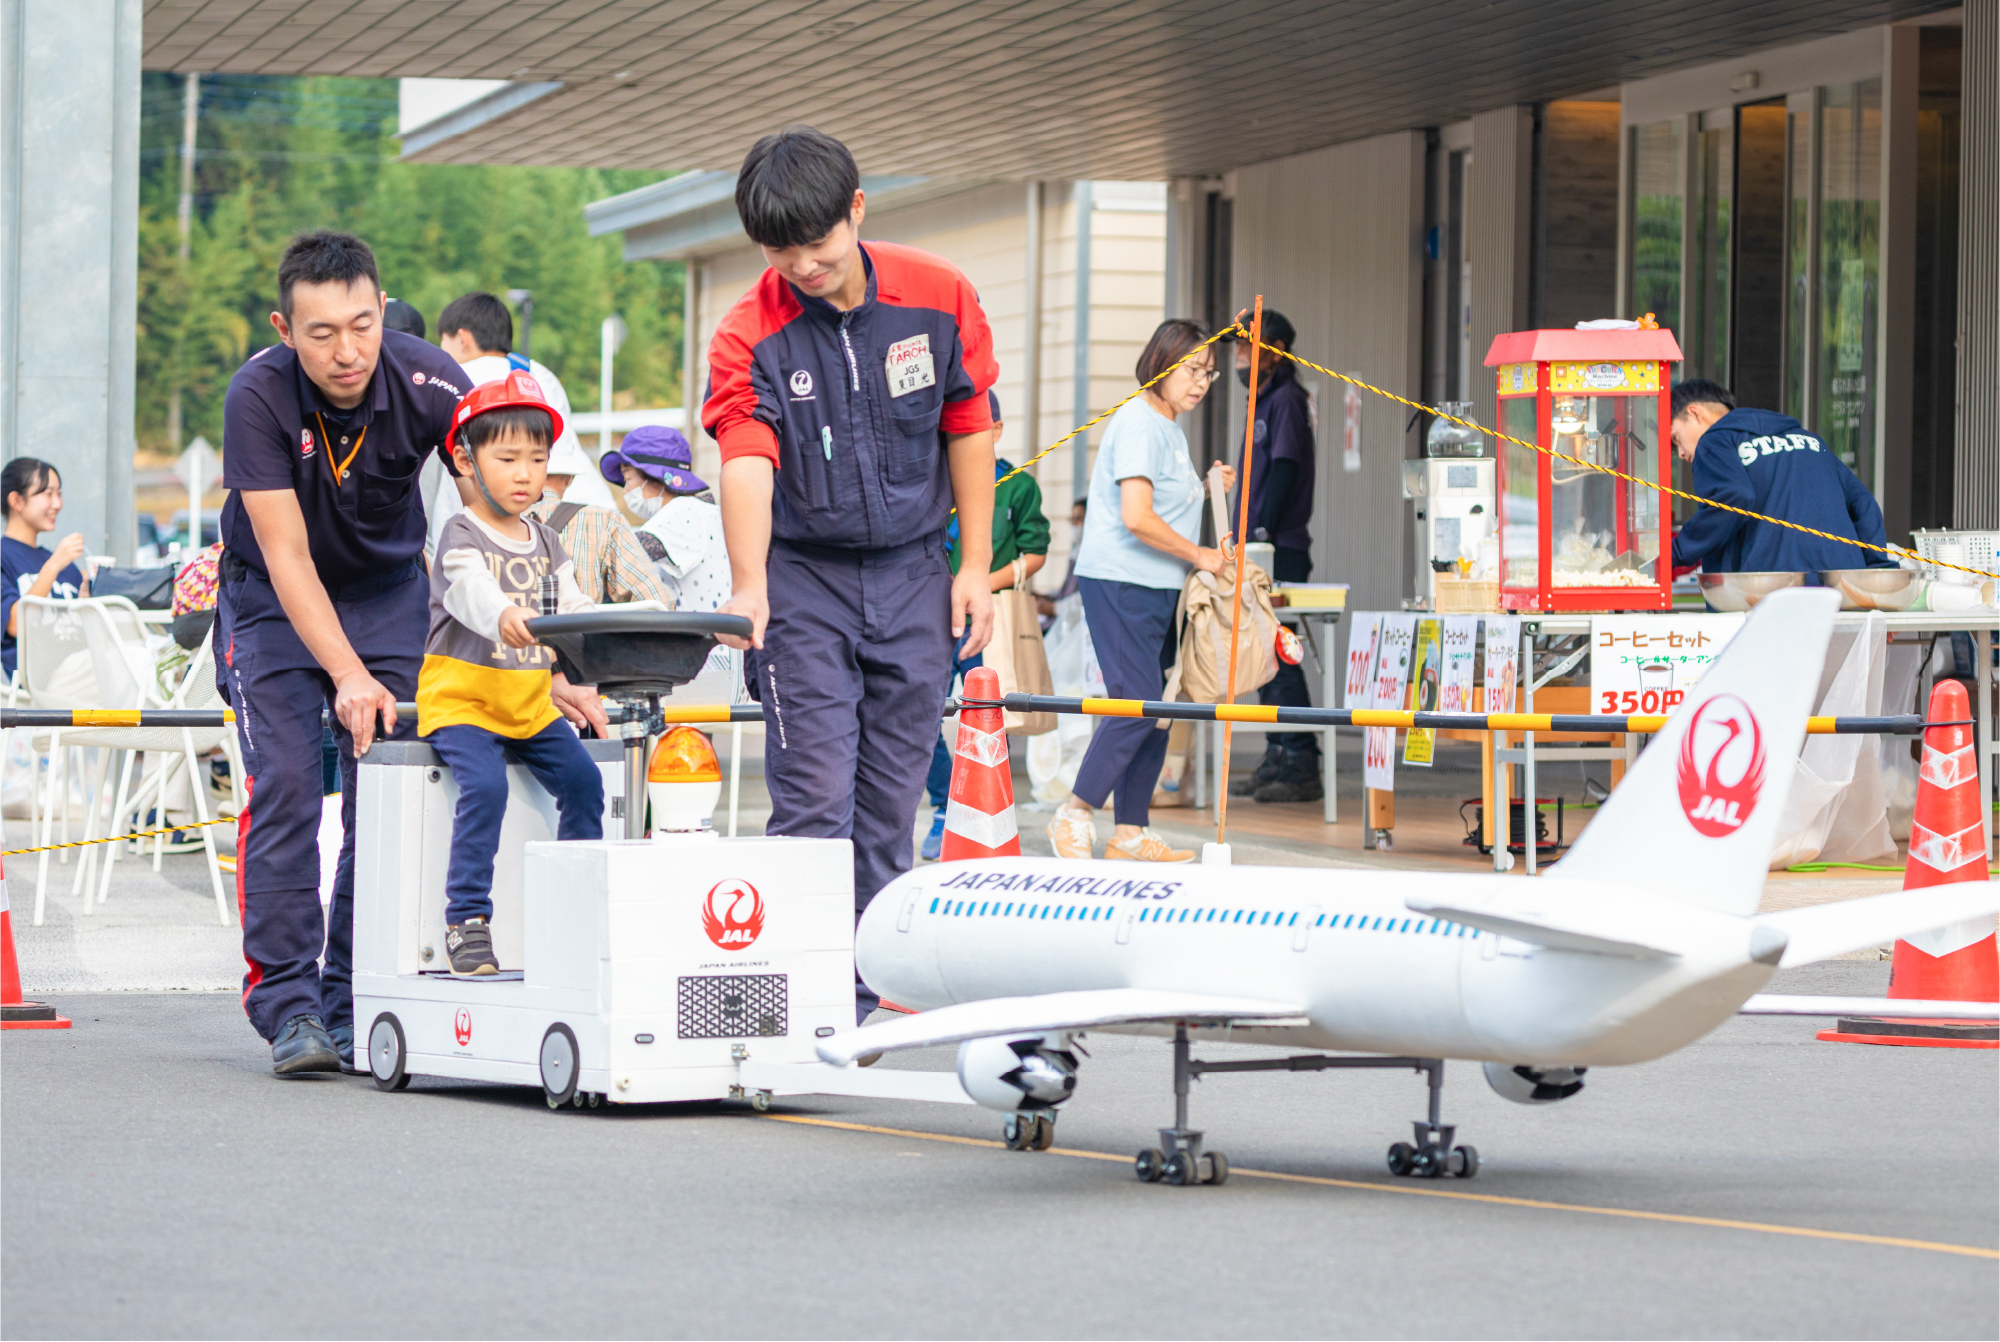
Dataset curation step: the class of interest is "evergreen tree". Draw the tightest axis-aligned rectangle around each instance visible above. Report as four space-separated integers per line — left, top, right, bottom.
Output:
138 73 684 454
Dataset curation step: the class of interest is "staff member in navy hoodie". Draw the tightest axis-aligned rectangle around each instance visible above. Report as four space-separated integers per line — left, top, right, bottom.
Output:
1228 310 1321 804
219 231 606 1077
706 127 997 1020
1667 379 1889 576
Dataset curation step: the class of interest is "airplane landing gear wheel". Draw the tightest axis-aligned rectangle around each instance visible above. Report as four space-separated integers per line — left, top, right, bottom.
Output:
1002 1113 1032 1150
1200 1151 1229 1185
1029 1114 1056 1150
1449 1144 1479 1178
1162 1151 1196 1186
540 1023 579 1111
1135 1148 1165 1182
368 1013 410 1092
1387 1141 1416 1176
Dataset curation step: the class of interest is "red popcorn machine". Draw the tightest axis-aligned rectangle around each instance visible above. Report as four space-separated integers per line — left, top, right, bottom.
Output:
1483 327 1683 612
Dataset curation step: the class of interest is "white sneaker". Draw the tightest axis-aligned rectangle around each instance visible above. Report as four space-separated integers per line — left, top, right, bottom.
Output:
1047 807 1096 859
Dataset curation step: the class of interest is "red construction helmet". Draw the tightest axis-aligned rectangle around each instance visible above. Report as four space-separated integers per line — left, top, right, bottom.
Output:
445 369 565 455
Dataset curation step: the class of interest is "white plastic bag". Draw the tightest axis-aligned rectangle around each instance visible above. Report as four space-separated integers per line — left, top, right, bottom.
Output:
1767 617 1896 868
1027 593 1099 802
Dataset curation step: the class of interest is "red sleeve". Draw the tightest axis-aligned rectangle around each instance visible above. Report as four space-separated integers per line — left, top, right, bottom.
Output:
939 267 997 436
704 281 790 467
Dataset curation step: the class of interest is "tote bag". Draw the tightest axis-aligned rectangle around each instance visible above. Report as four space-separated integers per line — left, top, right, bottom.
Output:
982 557 1056 735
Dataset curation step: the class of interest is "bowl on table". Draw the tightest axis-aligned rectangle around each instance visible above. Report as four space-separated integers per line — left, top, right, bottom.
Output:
1819 568 1925 611
1697 571 1806 612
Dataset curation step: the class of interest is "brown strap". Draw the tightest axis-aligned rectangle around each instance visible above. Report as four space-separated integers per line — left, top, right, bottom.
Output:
547 501 585 533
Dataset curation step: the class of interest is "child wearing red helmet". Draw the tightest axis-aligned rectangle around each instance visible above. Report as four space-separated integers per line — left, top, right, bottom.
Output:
418 371 605 975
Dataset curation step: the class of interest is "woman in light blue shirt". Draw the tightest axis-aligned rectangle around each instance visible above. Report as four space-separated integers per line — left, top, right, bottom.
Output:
1049 319 1231 863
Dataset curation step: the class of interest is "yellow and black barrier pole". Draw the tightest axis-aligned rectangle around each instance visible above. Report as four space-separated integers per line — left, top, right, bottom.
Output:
986 693 1937 737
0 702 1943 735
0 703 771 731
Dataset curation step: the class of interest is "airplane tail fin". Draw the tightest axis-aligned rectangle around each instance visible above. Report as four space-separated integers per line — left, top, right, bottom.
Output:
1546 587 1839 917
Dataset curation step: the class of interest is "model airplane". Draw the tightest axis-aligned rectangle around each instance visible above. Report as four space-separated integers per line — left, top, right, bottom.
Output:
820 589 2000 1186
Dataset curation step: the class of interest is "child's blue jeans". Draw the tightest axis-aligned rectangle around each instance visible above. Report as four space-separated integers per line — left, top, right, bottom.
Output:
427 718 604 925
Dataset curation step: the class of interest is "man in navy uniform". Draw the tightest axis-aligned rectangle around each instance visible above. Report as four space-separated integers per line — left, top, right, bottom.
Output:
705 128 997 1020
1230 310 1322 804
218 231 605 1075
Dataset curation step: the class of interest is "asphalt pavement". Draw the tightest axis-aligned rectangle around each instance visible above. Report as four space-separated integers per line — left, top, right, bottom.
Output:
3 961 1994 1340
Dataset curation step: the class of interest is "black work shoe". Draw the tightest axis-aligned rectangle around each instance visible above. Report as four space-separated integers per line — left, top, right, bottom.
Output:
446 918 499 976
329 1023 359 1074
1253 774 1325 804
1229 754 1284 797
272 1014 341 1075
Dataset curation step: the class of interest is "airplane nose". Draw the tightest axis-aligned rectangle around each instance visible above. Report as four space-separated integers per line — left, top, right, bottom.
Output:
1748 925 1788 966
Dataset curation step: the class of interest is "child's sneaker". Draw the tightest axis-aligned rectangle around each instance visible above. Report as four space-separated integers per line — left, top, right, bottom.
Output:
446 918 499 976
920 810 947 861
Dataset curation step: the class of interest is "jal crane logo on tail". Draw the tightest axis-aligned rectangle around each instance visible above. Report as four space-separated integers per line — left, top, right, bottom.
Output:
702 879 765 950
453 1008 473 1047
1676 694 1766 836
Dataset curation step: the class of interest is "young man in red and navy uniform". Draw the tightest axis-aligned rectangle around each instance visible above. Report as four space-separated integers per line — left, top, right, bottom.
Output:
706 127 997 1020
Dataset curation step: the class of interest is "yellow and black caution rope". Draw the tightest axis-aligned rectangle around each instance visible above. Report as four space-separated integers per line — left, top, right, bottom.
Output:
3 815 232 858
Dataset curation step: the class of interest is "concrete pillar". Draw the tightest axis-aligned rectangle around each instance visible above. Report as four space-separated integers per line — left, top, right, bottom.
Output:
0 0 140 561
1957 0 1999 528
1468 105 1535 433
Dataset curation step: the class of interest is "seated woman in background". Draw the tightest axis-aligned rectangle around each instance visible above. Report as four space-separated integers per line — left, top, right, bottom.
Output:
2 456 90 681
1047 319 1231 864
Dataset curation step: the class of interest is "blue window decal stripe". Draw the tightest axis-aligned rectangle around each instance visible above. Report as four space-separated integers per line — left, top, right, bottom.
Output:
1288 912 1299 926
929 897 939 913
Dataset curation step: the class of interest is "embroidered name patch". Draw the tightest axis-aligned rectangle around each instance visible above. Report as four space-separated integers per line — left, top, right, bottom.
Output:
886 334 935 398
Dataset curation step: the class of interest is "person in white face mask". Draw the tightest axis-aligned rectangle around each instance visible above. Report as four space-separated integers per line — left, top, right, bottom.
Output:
523 430 677 608
599 426 732 615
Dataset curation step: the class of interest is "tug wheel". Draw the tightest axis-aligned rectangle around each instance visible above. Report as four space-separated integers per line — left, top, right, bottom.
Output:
1135 1148 1166 1182
368 1013 409 1093
540 1023 580 1110
1387 1141 1417 1177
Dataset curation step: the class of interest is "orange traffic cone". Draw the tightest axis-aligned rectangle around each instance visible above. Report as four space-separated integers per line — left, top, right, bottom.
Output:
1820 680 1997 1048
1 854 70 1030
940 666 1021 860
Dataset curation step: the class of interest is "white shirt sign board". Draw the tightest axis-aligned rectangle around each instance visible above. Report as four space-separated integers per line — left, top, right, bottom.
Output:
1344 613 1383 709
1483 615 1521 715
1440 616 1479 713
1588 614 1745 715
1364 615 1416 791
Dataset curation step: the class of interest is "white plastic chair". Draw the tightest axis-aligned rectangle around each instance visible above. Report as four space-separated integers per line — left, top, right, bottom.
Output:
72 602 234 925
14 595 114 922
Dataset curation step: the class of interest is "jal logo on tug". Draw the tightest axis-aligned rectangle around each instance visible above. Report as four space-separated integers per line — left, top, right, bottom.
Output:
1676 694 1766 837
702 878 766 950
453 1008 473 1047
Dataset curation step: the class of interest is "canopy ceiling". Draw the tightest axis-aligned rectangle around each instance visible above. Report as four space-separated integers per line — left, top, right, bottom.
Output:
143 0 1952 178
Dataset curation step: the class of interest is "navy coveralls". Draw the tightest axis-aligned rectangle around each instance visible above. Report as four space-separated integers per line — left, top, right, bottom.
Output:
705 242 997 1007
1237 361 1318 756
217 330 467 1042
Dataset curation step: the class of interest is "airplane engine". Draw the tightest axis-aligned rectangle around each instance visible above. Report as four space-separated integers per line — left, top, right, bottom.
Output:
1483 1062 1588 1104
956 1034 1078 1112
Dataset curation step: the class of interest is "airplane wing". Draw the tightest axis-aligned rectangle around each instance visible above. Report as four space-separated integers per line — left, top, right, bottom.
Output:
815 989 1309 1067
1754 885 2000 967
1403 885 1695 960
1740 994 1998 1019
